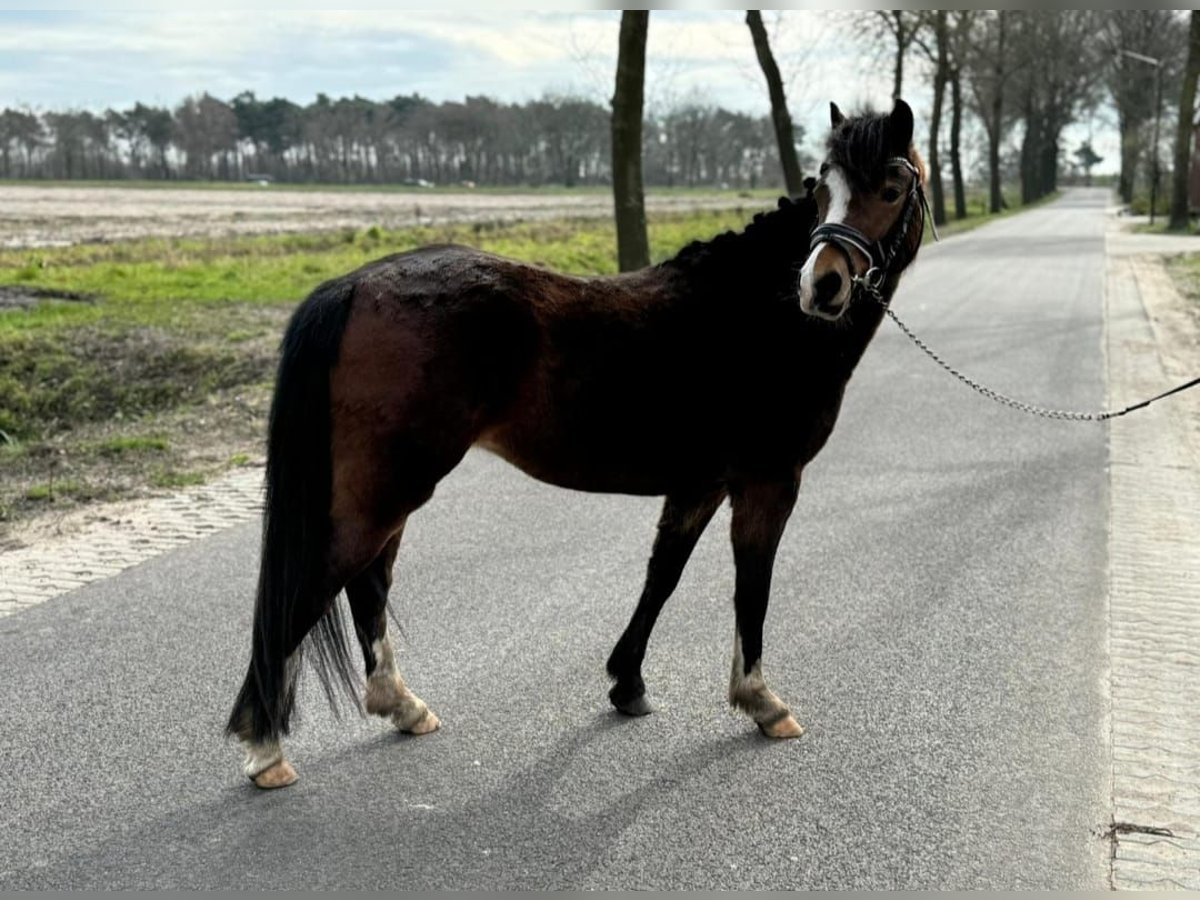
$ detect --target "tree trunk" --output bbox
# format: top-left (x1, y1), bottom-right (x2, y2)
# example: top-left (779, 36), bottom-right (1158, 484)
top-left (1117, 114), bottom-right (1140, 204)
top-left (746, 10), bottom-right (803, 195)
top-left (892, 12), bottom-right (905, 99)
top-left (950, 66), bottom-right (966, 220)
top-left (928, 11), bottom-right (948, 226)
top-left (988, 11), bottom-right (1007, 213)
top-left (1040, 132), bottom-right (1059, 197)
top-left (1020, 88), bottom-right (1040, 204)
top-left (612, 10), bottom-right (650, 272)
top-left (1170, 11), bottom-right (1200, 230)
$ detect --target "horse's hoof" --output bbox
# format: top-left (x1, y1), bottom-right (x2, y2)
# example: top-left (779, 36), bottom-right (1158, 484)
top-left (759, 713), bottom-right (804, 739)
top-left (397, 707), bottom-right (440, 735)
top-left (609, 683), bottom-right (653, 717)
top-left (252, 759), bottom-right (298, 789)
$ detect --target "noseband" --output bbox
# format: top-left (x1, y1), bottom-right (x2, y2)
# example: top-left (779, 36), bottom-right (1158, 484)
top-left (807, 156), bottom-right (936, 305)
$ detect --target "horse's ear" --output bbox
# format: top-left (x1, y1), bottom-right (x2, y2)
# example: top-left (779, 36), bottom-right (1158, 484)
top-left (830, 102), bottom-right (845, 129)
top-left (889, 98), bottom-right (914, 152)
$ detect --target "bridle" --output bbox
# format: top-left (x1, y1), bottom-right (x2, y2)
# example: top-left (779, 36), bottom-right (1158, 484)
top-left (807, 155), bottom-right (937, 307)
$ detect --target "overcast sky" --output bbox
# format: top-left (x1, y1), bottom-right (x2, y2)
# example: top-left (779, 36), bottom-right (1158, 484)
top-left (0, 9), bottom-right (1119, 174)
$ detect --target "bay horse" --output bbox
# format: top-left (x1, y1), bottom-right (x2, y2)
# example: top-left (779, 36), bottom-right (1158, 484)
top-left (227, 99), bottom-right (930, 788)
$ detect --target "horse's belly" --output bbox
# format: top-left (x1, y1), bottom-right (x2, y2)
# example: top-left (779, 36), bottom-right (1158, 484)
top-left (475, 419), bottom-right (716, 496)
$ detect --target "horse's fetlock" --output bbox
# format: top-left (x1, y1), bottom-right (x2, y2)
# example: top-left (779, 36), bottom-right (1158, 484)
top-left (365, 673), bottom-right (411, 717)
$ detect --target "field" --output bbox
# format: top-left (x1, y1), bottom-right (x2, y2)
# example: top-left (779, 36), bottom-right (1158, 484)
top-left (0, 181), bottom-right (1040, 545)
top-left (0, 182), bottom-right (770, 248)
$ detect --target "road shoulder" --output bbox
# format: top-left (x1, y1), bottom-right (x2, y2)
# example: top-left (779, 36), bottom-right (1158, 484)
top-left (1105, 228), bottom-right (1200, 889)
top-left (0, 465), bottom-right (263, 616)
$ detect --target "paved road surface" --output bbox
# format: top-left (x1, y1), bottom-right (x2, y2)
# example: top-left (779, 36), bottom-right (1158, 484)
top-left (0, 190), bottom-right (1112, 889)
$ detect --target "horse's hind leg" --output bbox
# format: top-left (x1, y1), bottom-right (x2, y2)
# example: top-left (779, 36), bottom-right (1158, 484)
top-left (346, 525), bottom-right (440, 735)
top-left (607, 486), bottom-right (726, 716)
top-left (727, 479), bottom-right (803, 739)
top-left (231, 554), bottom-right (367, 792)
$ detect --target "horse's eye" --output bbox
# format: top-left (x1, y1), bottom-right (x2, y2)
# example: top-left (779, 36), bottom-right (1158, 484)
top-left (882, 187), bottom-right (901, 203)
top-left (819, 163), bottom-right (829, 176)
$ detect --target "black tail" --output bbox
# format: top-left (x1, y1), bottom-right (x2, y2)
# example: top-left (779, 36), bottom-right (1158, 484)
top-left (226, 276), bottom-right (360, 743)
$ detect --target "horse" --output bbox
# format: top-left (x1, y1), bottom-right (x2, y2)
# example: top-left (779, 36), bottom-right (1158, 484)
top-left (226, 99), bottom-right (931, 789)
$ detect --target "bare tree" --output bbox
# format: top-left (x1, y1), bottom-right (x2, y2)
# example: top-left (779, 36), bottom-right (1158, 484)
top-left (1170, 12), bottom-right (1200, 230)
top-left (962, 11), bottom-right (1018, 213)
top-left (174, 94), bottom-right (238, 180)
top-left (612, 10), bottom-right (650, 272)
top-left (946, 12), bottom-right (973, 220)
top-left (1101, 12), bottom-right (1188, 204)
top-left (746, 10), bottom-right (803, 195)
top-left (913, 11), bottom-right (951, 225)
top-left (1012, 12), bottom-right (1106, 204)
top-left (853, 11), bottom-right (927, 100)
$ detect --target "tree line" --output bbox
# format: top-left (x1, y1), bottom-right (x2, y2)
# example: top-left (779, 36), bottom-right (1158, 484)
top-left (0, 90), bottom-right (798, 190)
top-left (852, 9), bottom-right (1192, 222)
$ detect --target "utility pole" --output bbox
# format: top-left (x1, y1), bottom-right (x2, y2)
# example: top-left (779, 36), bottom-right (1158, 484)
top-left (1120, 48), bottom-right (1164, 225)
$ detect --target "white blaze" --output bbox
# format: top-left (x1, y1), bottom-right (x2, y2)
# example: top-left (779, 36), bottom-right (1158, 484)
top-left (799, 166), bottom-right (852, 311)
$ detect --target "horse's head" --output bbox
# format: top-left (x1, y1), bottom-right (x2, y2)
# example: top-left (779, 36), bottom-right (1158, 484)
top-left (798, 99), bottom-right (928, 321)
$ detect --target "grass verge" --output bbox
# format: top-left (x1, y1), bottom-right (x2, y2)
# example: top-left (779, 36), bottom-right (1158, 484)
top-left (1166, 253), bottom-right (1200, 307)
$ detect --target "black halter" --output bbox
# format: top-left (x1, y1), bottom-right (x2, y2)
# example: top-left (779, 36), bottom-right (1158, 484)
top-left (807, 156), bottom-right (936, 305)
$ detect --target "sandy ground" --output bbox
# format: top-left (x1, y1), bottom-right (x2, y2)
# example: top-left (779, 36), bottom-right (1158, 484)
top-left (0, 184), bottom-right (758, 248)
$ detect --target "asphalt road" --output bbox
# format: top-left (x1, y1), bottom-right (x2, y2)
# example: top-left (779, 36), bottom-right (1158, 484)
top-left (0, 189), bottom-right (1112, 889)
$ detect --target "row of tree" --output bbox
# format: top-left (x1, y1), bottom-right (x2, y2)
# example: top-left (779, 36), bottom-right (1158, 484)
top-left (0, 91), bottom-right (801, 190)
top-left (853, 9), bottom-right (1193, 222)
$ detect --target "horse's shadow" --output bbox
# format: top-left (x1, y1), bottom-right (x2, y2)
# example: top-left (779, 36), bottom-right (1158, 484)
top-left (32, 713), bottom-right (783, 889)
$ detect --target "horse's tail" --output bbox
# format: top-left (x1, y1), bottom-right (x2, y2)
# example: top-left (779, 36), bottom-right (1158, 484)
top-left (226, 276), bottom-right (358, 744)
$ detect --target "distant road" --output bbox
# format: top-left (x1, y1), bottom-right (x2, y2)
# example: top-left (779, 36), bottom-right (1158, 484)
top-left (0, 183), bottom-right (766, 248)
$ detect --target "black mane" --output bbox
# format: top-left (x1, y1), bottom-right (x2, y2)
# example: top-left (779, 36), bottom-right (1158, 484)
top-left (662, 195), bottom-right (817, 291)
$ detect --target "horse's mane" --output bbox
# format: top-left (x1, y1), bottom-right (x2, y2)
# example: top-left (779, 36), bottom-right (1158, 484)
top-left (662, 195), bottom-right (817, 276)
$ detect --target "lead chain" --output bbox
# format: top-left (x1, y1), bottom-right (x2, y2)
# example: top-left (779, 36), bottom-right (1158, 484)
top-left (882, 306), bottom-right (1108, 422)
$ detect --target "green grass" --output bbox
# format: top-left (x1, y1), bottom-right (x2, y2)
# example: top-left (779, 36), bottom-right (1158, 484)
top-left (94, 435), bottom-right (169, 455)
top-left (150, 470), bottom-right (206, 489)
top-left (0, 210), bottom-right (755, 334)
top-left (25, 479), bottom-right (82, 502)
top-left (1166, 254), bottom-right (1200, 305)
top-left (1133, 220), bottom-right (1200, 236)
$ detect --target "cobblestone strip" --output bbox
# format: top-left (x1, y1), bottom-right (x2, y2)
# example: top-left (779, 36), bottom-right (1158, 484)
top-left (0, 466), bottom-right (264, 616)
top-left (1107, 251), bottom-right (1200, 890)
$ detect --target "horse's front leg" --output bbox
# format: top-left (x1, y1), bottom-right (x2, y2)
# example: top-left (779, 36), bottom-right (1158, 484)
top-left (728, 479), bottom-right (803, 739)
top-left (607, 485), bottom-right (726, 715)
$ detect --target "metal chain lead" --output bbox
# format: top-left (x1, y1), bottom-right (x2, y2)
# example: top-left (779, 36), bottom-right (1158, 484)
top-left (822, 155), bottom-right (1200, 422)
top-left (881, 305), bottom-right (1109, 421)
